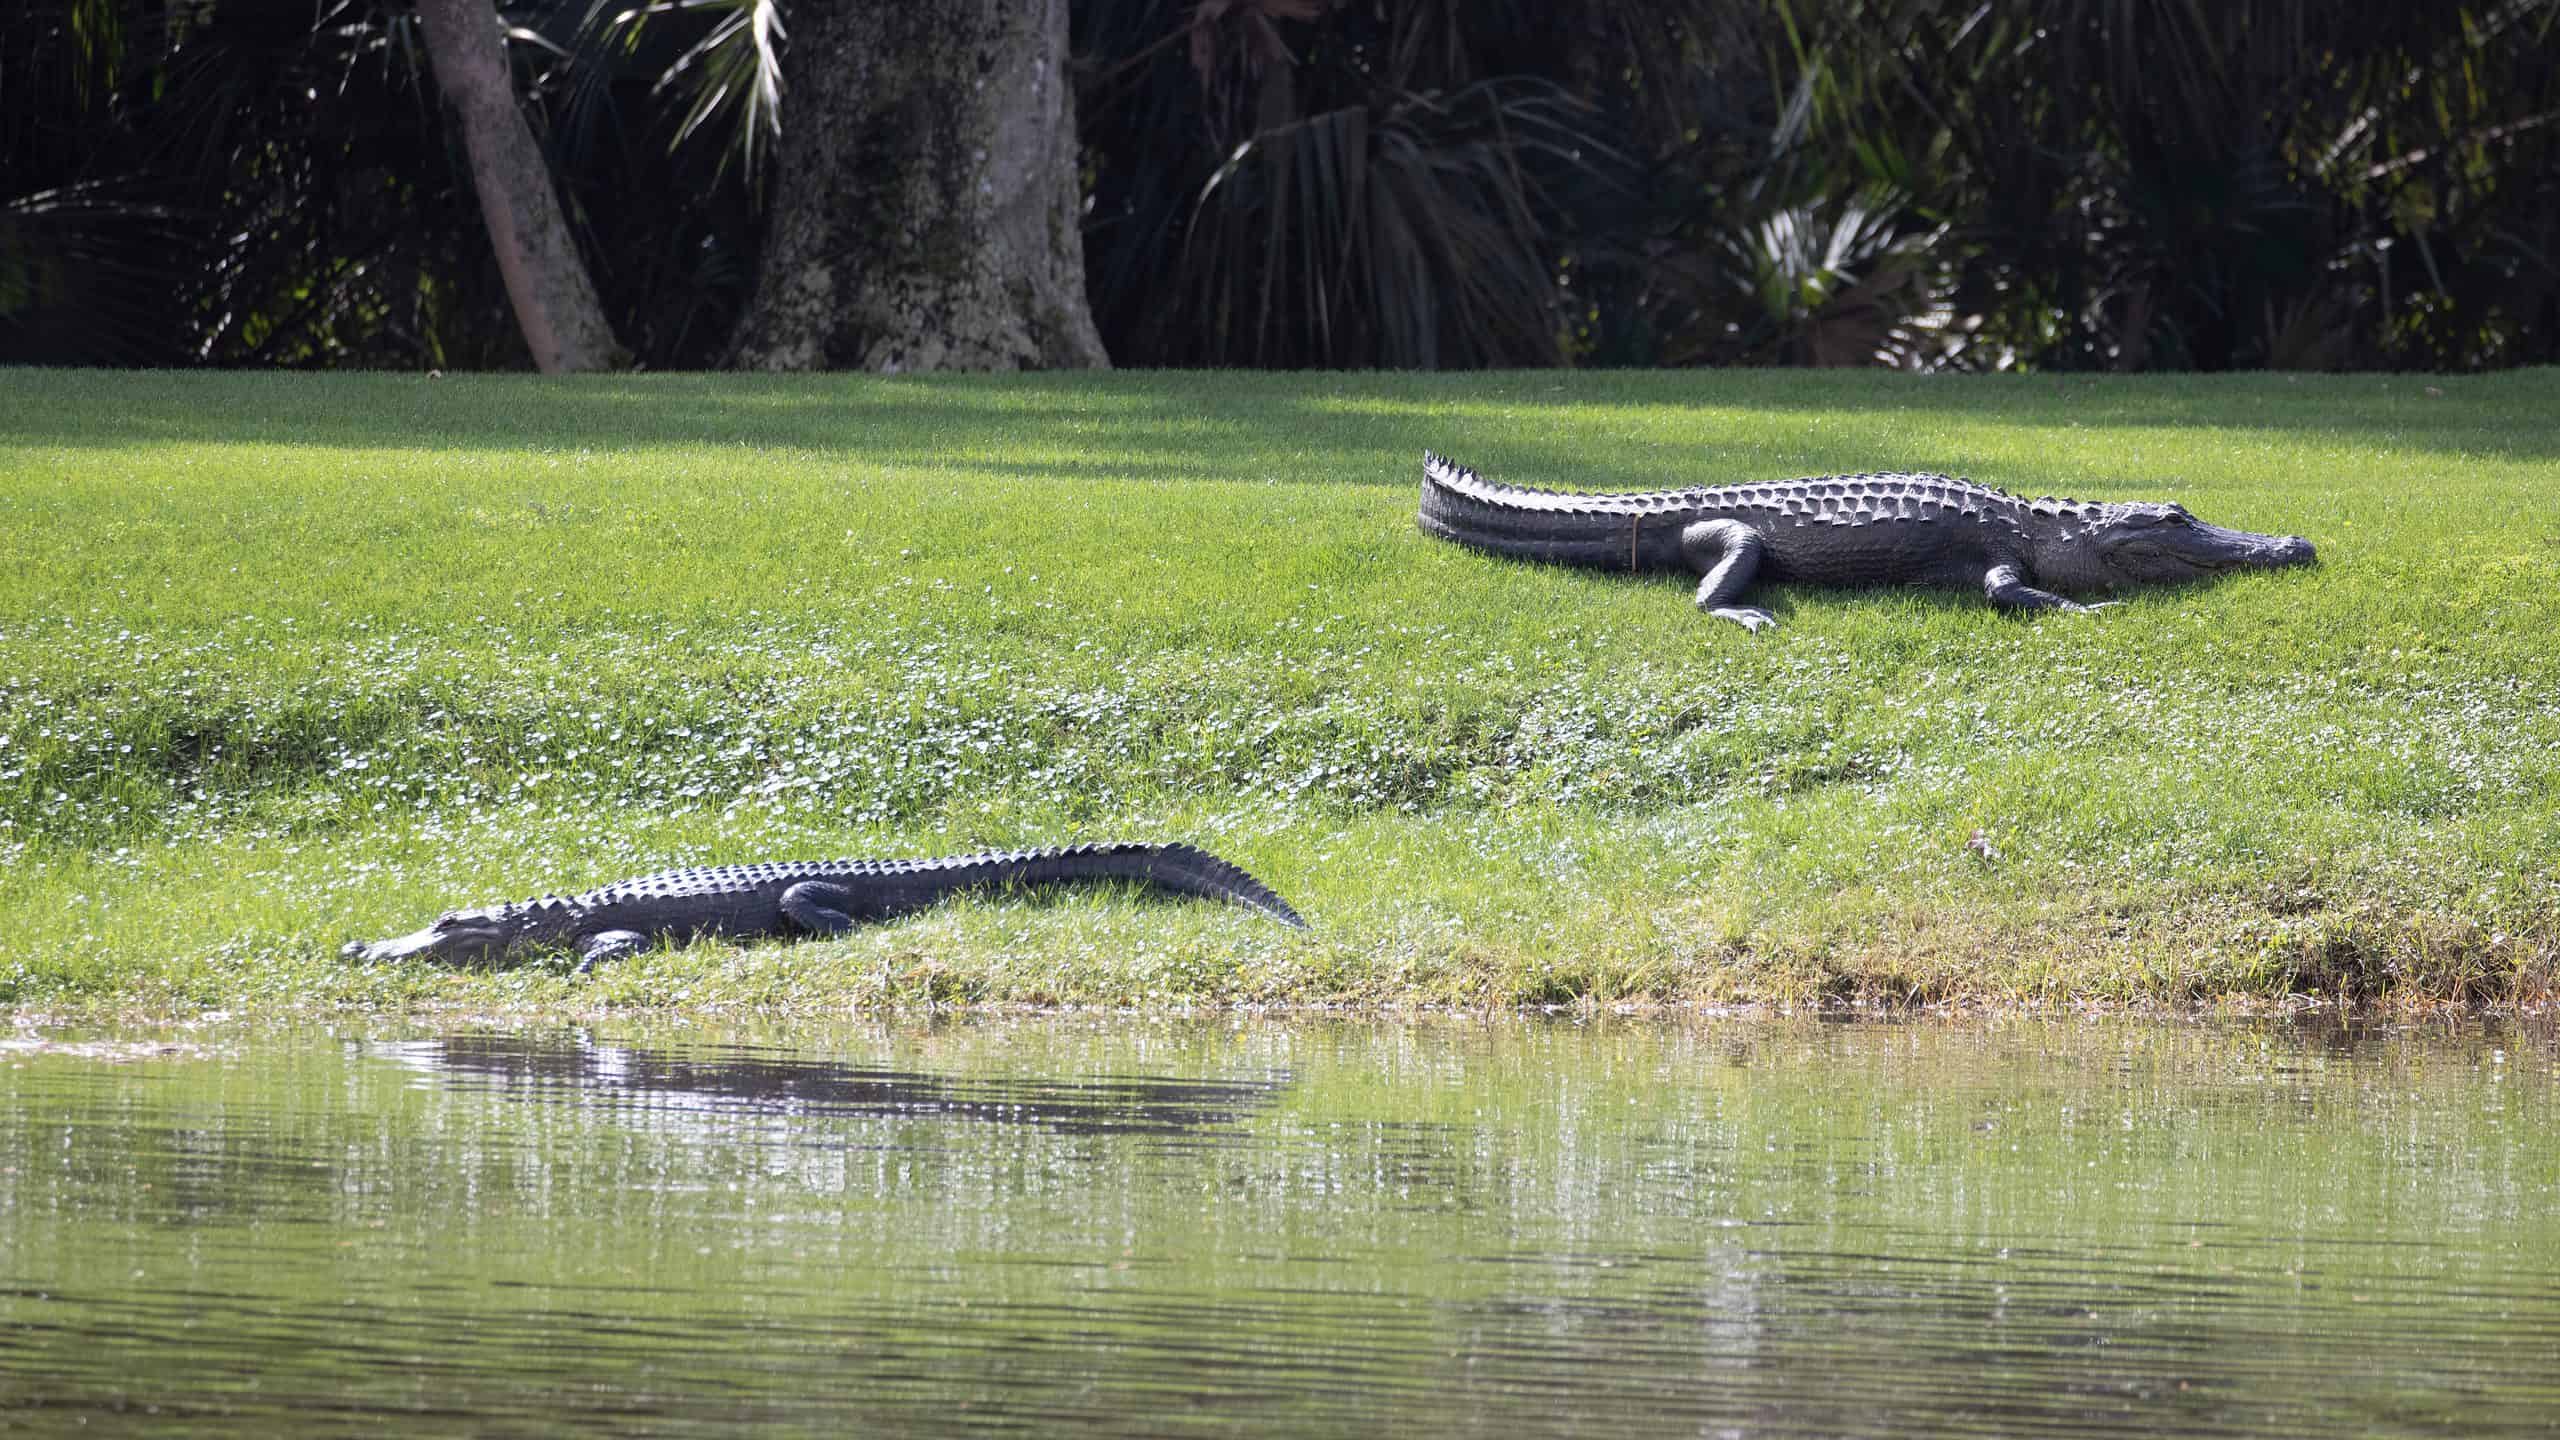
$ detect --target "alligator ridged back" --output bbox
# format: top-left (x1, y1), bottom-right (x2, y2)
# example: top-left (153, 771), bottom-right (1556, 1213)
top-left (1419, 450), bottom-right (2045, 571)
top-left (508, 843), bottom-right (1306, 929)
top-left (920, 842), bottom-right (1307, 928)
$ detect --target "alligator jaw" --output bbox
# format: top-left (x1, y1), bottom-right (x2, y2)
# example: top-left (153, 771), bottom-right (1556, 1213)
top-left (2181, 515), bottom-right (2316, 570)
top-left (342, 926), bottom-right (449, 964)
top-left (342, 916), bottom-right (513, 965)
top-left (2123, 516), bottom-right (2317, 584)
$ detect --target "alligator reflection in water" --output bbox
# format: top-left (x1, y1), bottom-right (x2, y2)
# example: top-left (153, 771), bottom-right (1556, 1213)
top-left (7, 1021), bottom-right (2558, 1437)
top-left (382, 1031), bottom-right (1288, 1137)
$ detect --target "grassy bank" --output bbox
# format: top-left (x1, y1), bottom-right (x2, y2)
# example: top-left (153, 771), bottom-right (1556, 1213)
top-left (3, 367), bottom-right (2556, 1012)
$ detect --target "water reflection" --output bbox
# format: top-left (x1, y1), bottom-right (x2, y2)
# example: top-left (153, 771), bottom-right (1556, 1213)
top-left (386, 1031), bottom-right (1287, 1136)
top-left (0, 1017), bottom-right (2552, 1437)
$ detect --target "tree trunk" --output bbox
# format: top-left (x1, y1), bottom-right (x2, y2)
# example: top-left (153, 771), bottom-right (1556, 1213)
top-left (732, 0), bottom-right (1108, 372)
top-left (414, 0), bottom-right (625, 373)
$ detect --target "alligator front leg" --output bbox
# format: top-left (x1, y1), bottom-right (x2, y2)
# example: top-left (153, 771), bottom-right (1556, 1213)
top-left (1680, 520), bottom-right (1775, 631)
top-left (779, 881), bottom-right (860, 936)
top-left (1983, 563), bottom-right (2113, 615)
top-left (571, 929), bottom-right (650, 976)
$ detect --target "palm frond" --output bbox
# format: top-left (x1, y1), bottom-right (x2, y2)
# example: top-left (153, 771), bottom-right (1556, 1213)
top-left (654, 0), bottom-right (784, 188)
top-left (1171, 78), bottom-right (1608, 368)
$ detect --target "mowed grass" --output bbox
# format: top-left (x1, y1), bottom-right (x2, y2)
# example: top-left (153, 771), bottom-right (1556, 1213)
top-left (2, 367), bottom-right (2555, 1013)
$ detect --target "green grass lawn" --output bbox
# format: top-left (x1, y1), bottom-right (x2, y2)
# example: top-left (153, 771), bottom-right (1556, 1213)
top-left (3, 367), bottom-right (2555, 1013)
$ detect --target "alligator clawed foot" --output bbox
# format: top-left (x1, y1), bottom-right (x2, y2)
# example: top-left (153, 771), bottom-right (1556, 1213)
top-left (1708, 606), bottom-right (1778, 633)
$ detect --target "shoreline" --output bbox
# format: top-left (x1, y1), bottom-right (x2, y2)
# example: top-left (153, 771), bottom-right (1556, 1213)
top-left (5, 367), bottom-right (2555, 1016)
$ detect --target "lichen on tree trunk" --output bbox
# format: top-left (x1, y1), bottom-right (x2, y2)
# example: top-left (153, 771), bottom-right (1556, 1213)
top-left (731, 0), bottom-right (1109, 372)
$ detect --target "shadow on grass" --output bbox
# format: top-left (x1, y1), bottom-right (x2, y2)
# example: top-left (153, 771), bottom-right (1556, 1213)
top-left (3, 368), bottom-right (2554, 476)
top-left (1444, 550), bottom-right (2296, 629)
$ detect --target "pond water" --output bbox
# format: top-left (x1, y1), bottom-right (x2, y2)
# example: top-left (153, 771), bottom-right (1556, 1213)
top-left (1, 1016), bottom-right (2555, 1435)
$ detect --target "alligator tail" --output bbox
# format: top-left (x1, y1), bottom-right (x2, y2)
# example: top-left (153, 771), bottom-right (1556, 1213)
top-left (965, 843), bottom-right (1308, 929)
top-left (1420, 450), bottom-right (1672, 571)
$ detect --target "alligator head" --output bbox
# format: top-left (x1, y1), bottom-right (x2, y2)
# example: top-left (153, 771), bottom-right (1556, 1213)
top-left (342, 906), bottom-right (519, 965)
top-left (2036, 500), bottom-right (2315, 592)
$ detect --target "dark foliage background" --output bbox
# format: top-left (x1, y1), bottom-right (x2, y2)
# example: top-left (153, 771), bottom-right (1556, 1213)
top-left (5, 0), bottom-right (2554, 370)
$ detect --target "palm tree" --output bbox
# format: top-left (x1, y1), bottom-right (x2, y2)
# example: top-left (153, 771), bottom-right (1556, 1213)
top-left (416, 0), bottom-right (624, 371)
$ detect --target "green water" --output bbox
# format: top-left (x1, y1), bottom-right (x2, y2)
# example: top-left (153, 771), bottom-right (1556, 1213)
top-left (1, 1018), bottom-right (2554, 1435)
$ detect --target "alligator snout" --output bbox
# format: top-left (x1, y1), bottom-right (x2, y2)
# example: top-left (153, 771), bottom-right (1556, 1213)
top-left (343, 923), bottom-right (487, 964)
top-left (343, 929), bottom-right (433, 964)
top-left (2188, 519), bottom-right (2317, 572)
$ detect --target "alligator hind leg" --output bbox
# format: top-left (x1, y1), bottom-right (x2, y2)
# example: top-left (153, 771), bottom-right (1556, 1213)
top-left (1680, 520), bottom-right (1774, 631)
top-left (779, 881), bottom-right (860, 936)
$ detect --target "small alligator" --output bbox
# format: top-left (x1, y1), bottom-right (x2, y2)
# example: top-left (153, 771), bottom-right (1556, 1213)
top-left (1420, 451), bottom-right (2314, 630)
top-left (344, 843), bottom-right (1305, 972)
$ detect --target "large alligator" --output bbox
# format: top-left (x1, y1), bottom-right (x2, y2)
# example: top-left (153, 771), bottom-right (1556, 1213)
top-left (1420, 451), bottom-right (2314, 630)
top-left (344, 843), bottom-right (1305, 972)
